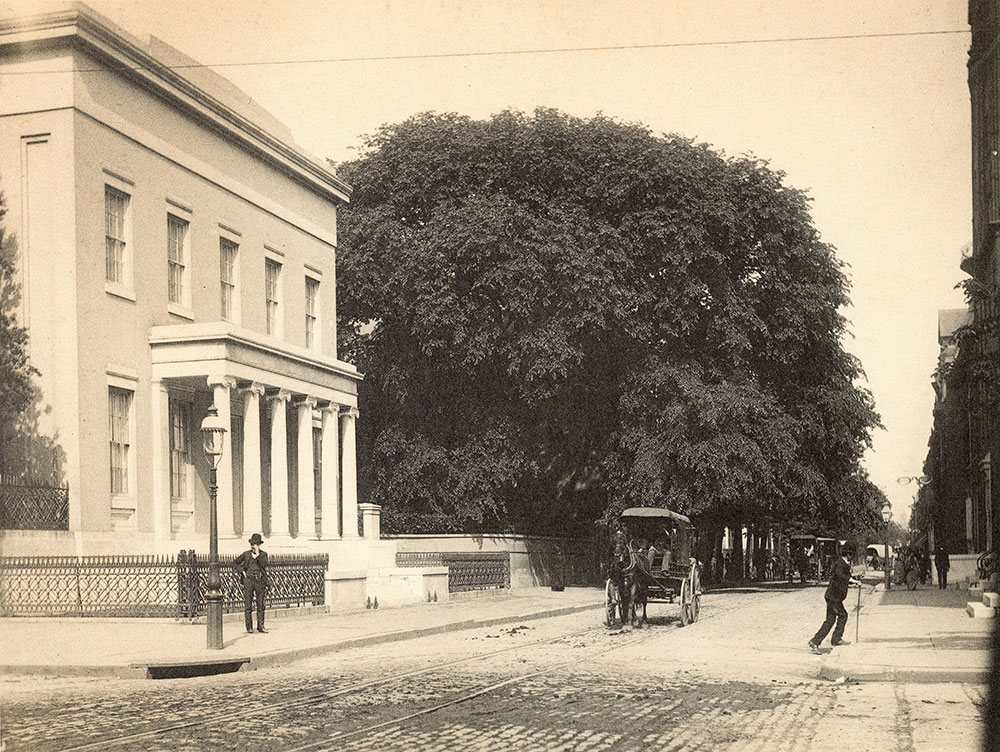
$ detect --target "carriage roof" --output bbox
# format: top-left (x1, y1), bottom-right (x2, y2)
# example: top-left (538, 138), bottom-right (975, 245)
top-left (620, 507), bottom-right (693, 526)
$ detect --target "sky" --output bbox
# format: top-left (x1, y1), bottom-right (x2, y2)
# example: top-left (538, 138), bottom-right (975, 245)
top-left (5, 0), bottom-right (973, 525)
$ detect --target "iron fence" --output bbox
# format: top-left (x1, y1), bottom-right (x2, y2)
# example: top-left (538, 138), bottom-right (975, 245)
top-left (396, 551), bottom-right (510, 592)
top-left (178, 550), bottom-right (328, 617)
top-left (0, 555), bottom-right (180, 617)
top-left (0, 481), bottom-right (69, 530)
top-left (0, 552), bottom-right (328, 618)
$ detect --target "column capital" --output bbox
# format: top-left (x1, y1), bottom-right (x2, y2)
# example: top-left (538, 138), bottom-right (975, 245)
top-left (239, 381), bottom-right (266, 397)
top-left (296, 395), bottom-right (319, 410)
top-left (266, 388), bottom-right (292, 403)
top-left (318, 401), bottom-right (338, 415)
top-left (339, 406), bottom-right (360, 420)
top-left (207, 375), bottom-right (238, 390)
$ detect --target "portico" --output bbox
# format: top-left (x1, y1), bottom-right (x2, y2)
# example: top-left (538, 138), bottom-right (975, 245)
top-left (149, 321), bottom-right (362, 553)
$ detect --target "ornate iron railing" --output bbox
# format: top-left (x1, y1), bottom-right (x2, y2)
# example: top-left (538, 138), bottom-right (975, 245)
top-left (0, 481), bottom-right (69, 530)
top-left (0, 552), bottom-right (328, 618)
top-left (0, 555), bottom-right (180, 617)
top-left (178, 551), bottom-right (328, 617)
top-left (396, 551), bottom-right (510, 592)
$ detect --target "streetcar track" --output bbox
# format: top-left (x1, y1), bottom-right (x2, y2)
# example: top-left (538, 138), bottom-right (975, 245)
top-left (55, 623), bottom-right (601, 752)
top-left (285, 590), bottom-right (777, 751)
top-left (51, 590), bottom-right (760, 752)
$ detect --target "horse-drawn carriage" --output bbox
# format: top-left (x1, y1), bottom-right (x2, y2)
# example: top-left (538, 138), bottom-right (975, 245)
top-left (787, 534), bottom-right (817, 583)
top-left (604, 507), bottom-right (701, 628)
top-left (815, 537), bottom-right (838, 582)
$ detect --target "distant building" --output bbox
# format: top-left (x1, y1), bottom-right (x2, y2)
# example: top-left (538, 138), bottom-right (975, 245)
top-left (925, 309), bottom-right (972, 553)
top-left (0, 5), bottom-right (366, 563)
top-left (960, 0), bottom-right (1000, 560)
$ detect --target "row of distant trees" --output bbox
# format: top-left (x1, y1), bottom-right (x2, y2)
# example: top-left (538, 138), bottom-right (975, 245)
top-left (334, 108), bottom-right (887, 564)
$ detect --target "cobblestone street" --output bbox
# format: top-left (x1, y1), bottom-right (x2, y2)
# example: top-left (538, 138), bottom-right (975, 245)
top-left (0, 587), bottom-right (987, 751)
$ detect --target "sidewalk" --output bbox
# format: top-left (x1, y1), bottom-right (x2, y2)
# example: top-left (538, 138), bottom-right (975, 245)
top-left (820, 580), bottom-right (995, 683)
top-left (0, 587), bottom-right (605, 679)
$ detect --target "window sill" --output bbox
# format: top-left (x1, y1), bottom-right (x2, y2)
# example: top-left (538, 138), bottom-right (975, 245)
top-left (105, 282), bottom-right (136, 302)
top-left (110, 495), bottom-right (136, 511)
top-left (171, 498), bottom-right (194, 512)
top-left (167, 302), bottom-right (194, 321)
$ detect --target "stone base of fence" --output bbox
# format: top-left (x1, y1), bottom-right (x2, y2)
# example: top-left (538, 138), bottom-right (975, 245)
top-left (324, 566), bottom-right (450, 611)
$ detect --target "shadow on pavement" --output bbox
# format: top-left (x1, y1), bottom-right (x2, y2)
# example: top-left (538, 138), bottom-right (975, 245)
top-left (878, 589), bottom-right (971, 608)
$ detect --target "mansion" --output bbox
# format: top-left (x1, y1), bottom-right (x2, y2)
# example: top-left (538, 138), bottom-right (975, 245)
top-left (0, 5), bottom-right (395, 593)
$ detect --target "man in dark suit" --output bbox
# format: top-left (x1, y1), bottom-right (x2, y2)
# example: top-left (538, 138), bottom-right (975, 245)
top-left (808, 544), bottom-right (861, 653)
top-left (935, 545), bottom-right (950, 589)
top-left (233, 533), bottom-right (269, 633)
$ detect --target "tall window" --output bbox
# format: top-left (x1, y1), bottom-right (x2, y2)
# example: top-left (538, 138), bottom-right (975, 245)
top-left (220, 237), bottom-right (238, 321)
top-left (305, 277), bottom-right (319, 349)
top-left (167, 215), bottom-right (188, 305)
top-left (105, 186), bottom-right (129, 284)
top-left (109, 387), bottom-right (132, 495)
top-left (265, 258), bottom-right (281, 335)
top-left (169, 400), bottom-right (191, 500)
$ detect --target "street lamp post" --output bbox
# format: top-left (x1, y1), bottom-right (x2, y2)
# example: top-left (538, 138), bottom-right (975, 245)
top-left (881, 500), bottom-right (892, 591)
top-left (200, 404), bottom-right (227, 650)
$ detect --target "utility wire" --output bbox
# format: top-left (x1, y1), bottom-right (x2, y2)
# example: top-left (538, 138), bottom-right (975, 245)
top-left (0, 27), bottom-right (970, 76)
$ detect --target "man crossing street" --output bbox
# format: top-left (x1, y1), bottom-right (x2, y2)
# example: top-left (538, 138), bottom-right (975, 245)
top-left (808, 543), bottom-right (862, 653)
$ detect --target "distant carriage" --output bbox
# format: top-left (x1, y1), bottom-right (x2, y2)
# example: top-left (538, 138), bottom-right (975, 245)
top-left (604, 507), bottom-right (702, 628)
top-left (815, 537), bottom-right (838, 582)
top-left (787, 534), bottom-right (817, 583)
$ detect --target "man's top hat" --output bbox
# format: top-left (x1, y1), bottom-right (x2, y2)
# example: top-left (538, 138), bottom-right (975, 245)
top-left (249, 533), bottom-right (263, 545)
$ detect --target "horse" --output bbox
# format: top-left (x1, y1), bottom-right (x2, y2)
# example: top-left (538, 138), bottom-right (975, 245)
top-left (606, 529), bottom-right (631, 627)
top-left (626, 543), bottom-right (650, 628)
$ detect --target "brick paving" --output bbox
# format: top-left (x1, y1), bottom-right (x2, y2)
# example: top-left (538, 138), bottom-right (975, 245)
top-left (0, 589), bottom-right (987, 751)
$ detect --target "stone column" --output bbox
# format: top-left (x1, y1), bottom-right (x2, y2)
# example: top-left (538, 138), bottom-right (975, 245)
top-left (151, 378), bottom-right (171, 547)
top-left (269, 389), bottom-right (292, 538)
top-left (319, 404), bottom-right (340, 539)
top-left (296, 396), bottom-right (318, 540)
top-left (340, 406), bottom-right (360, 539)
top-left (240, 382), bottom-right (265, 536)
top-left (208, 376), bottom-right (237, 540)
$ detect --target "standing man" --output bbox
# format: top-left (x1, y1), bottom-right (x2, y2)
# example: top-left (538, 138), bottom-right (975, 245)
top-left (935, 545), bottom-right (950, 589)
top-left (808, 544), bottom-right (862, 653)
top-left (233, 533), bottom-right (269, 634)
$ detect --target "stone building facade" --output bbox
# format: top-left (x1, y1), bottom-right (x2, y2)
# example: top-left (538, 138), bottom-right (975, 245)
top-left (0, 6), bottom-right (443, 604)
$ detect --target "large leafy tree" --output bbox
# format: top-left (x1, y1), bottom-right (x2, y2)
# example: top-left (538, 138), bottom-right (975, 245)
top-left (0, 192), bottom-right (35, 425)
top-left (336, 109), bottom-right (880, 536)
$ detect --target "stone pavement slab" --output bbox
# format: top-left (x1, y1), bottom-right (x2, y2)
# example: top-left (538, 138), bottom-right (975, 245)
top-left (0, 587), bottom-right (605, 679)
top-left (820, 582), bottom-right (994, 683)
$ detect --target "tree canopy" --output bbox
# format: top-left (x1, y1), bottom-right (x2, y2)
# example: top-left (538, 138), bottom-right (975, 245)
top-left (335, 109), bottom-right (881, 536)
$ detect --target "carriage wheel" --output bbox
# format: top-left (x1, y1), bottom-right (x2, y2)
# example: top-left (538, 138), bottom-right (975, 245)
top-left (679, 578), bottom-right (692, 626)
top-left (605, 579), bottom-right (621, 627)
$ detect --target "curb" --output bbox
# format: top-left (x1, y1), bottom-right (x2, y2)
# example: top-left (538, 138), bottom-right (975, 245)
top-left (819, 662), bottom-right (989, 684)
top-left (0, 601), bottom-right (604, 680)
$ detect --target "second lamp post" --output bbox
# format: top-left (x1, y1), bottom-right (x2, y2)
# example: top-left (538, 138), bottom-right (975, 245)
top-left (200, 404), bottom-right (227, 650)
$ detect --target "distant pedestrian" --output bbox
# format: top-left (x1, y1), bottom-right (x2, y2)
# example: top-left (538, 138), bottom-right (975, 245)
top-left (808, 544), bottom-right (861, 653)
top-left (935, 545), bottom-right (950, 589)
top-left (233, 533), bottom-right (269, 633)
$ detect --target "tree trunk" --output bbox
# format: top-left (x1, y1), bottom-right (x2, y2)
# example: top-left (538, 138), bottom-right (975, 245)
top-left (732, 522), bottom-right (744, 582)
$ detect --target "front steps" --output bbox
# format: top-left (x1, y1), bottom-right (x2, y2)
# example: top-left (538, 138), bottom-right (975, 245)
top-left (967, 589), bottom-right (999, 618)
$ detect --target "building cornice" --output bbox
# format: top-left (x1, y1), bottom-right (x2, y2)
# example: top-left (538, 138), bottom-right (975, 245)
top-left (149, 321), bottom-right (363, 384)
top-left (0, 4), bottom-right (352, 204)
